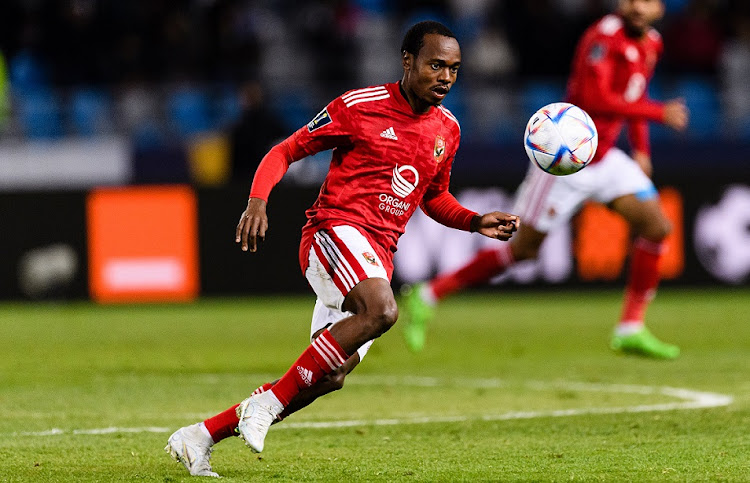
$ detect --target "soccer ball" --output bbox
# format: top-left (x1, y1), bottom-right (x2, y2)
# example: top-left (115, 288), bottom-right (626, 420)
top-left (523, 102), bottom-right (598, 176)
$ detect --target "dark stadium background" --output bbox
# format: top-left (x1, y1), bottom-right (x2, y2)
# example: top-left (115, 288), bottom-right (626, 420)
top-left (0, 0), bottom-right (748, 301)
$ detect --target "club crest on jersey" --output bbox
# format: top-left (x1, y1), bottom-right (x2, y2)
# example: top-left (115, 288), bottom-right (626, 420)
top-left (307, 108), bottom-right (332, 132)
top-left (434, 135), bottom-right (446, 163)
top-left (362, 252), bottom-right (379, 266)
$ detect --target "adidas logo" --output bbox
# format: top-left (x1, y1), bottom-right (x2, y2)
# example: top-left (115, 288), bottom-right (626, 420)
top-left (380, 127), bottom-right (398, 140)
top-left (297, 366), bottom-right (314, 386)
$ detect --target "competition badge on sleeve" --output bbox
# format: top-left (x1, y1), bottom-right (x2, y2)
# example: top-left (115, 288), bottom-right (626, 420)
top-left (307, 108), bottom-right (332, 132)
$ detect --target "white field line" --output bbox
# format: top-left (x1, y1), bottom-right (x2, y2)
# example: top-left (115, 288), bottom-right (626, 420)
top-left (14, 377), bottom-right (733, 437)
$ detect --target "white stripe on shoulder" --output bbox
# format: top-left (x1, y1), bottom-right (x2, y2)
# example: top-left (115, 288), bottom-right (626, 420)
top-left (343, 90), bottom-right (389, 105)
top-left (597, 15), bottom-right (622, 36)
top-left (438, 105), bottom-right (460, 131)
top-left (342, 86), bottom-right (388, 101)
top-left (344, 93), bottom-right (390, 107)
top-left (647, 28), bottom-right (661, 42)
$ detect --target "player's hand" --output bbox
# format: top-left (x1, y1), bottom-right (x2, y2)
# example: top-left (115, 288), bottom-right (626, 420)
top-left (632, 150), bottom-right (653, 178)
top-left (472, 212), bottom-right (520, 241)
top-left (236, 197), bottom-right (268, 252)
top-left (663, 98), bottom-right (689, 131)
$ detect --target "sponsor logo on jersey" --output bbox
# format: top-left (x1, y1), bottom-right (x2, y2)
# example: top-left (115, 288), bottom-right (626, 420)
top-left (378, 164), bottom-right (418, 217)
top-left (380, 126), bottom-right (398, 140)
top-left (307, 108), bottom-right (332, 132)
top-left (391, 164), bottom-right (419, 198)
top-left (362, 252), bottom-right (379, 266)
top-left (378, 193), bottom-right (411, 216)
top-left (434, 135), bottom-right (446, 163)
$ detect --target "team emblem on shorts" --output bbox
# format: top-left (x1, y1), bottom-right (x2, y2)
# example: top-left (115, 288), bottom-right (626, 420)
top-left (434, 135), bottom-right (446, 163)
top-left (362, 252), bottom-right (379, 266)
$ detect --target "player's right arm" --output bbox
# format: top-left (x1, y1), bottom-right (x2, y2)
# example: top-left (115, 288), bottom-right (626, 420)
top-left (420, 148), bottom-right (519, 241)
top-left (236, 99), bottom-right (354, 252)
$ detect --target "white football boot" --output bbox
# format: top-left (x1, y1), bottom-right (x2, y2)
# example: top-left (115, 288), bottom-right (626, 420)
top-left (164, 423), bottom-right (220, 477)
top-left (236, 390), bottom-right (284, 453)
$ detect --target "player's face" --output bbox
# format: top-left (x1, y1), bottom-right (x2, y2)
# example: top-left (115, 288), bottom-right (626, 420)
top-left (618, 0), bottom-right (664, 35)
top-left (402, 34), bottom-right (461, 113)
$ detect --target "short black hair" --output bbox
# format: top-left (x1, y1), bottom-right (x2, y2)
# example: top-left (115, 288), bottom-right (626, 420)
top-left (400, 21), bottom-right (456, 57)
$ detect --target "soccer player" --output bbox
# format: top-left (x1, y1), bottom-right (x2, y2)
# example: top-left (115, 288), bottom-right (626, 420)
top-left (165, 21), bottom-right (519, 477)
top-left (403, 0), bottom-right (689, 357)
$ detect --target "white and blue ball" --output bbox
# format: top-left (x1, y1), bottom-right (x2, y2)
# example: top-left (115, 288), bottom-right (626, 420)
top-left (523, 102), bottom-right (598, 176)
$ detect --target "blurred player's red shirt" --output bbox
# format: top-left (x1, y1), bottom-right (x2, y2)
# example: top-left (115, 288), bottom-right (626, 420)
top-left (566, 14), bottom-right (666, 164)
top-left (250, 81), bottom-right (470, 276)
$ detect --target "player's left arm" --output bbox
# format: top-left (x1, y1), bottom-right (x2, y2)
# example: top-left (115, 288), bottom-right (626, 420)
top-left (420, 152), bottom-right (519, 240)
top-left (628, 119), bottom-right (653, 177)
top-left (236, 135), bottom-right (303, 252)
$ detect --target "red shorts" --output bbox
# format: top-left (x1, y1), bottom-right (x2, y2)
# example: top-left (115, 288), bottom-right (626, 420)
top-left (300, 222), bottom-right (392, 309)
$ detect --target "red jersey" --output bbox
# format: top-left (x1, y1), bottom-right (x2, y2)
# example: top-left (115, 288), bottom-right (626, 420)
top-left (566, 14), bottom-right (666, 164)
top-left (249, 81), bottom-right (475, 276)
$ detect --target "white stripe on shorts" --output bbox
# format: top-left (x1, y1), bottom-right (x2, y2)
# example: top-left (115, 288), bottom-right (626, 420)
top-left (315, 231), bottom-right (361, 290)
top-left (314, 232), bottom-right (359, 291)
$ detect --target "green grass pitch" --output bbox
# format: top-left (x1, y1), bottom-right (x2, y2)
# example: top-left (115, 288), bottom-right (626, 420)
top-left (1, 288), bottom-right (748, 481)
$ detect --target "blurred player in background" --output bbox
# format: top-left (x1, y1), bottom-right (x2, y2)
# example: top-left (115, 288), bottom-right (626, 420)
top-left (165, 21), bottom-right (519, 477)
top-left (403, 0), bottom-right (689, 357)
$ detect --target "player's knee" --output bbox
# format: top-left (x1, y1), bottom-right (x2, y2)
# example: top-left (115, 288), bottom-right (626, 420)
top-left (372, 299), bottom-right (399, 334)
top-left (655, 217), bottom-right (672, 240)
top-left (364, 297), bottom-right (399, 337)
top-left (639, 216), bottom-right (671, 241)
top-left (346, 279), bottom-right (398, 338)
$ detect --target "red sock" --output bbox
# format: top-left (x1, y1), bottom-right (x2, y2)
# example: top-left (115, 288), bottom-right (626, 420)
top-left (430, 244), bottom-right (514, 300)
top-left (270, 329), bottom-right (349, 407)
top-left (620, 237), bottom-right (664, 324)
top-left (251, 382), bottom-right (275, 397)
top-left (202, 382), bottom-right (273, 442)
top-left (202, 404), bottom-right (240, 443)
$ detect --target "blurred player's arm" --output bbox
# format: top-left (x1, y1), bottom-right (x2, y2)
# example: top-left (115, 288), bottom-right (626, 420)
top-left (628, 119), bottom-right (653, 177)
